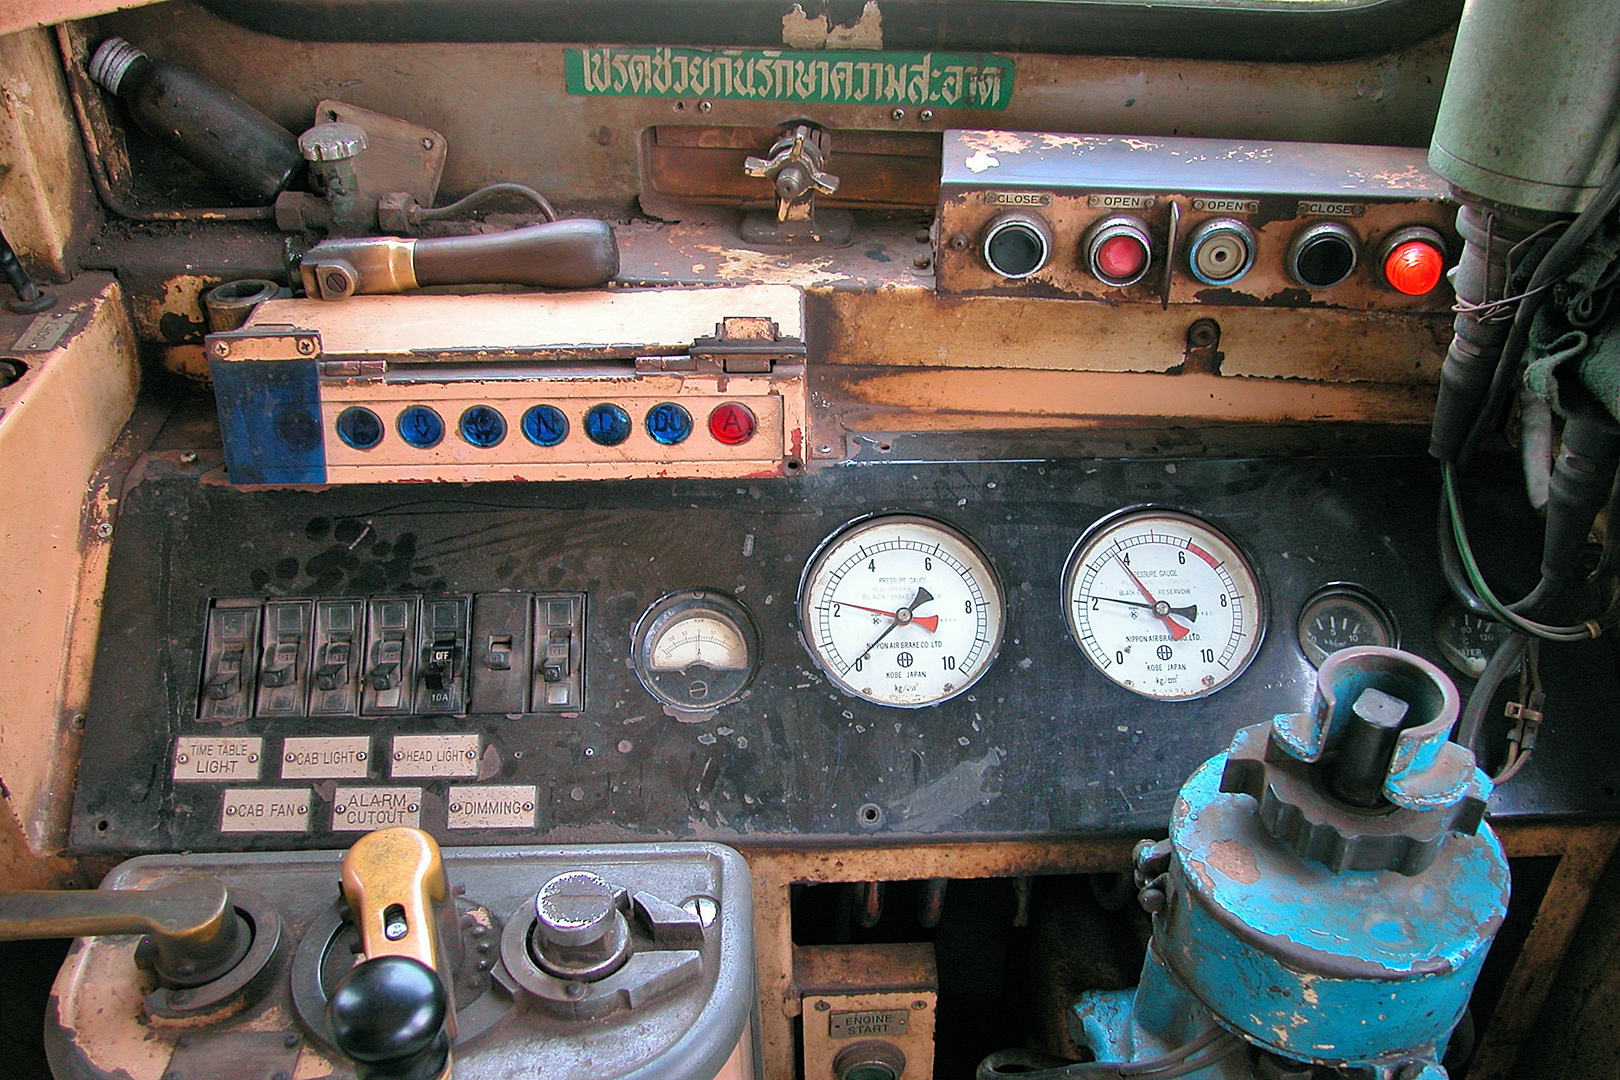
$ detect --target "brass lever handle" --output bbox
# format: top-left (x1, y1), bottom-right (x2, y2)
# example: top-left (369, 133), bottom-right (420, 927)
top-left (0, 877), bottom-right (249, 988)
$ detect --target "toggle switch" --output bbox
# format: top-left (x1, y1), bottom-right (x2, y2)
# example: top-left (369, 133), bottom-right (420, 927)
top-left (469, 593), bottom-right (531, 714)
top-left (531, 593), bottom-right (586, 712)
top-left (363, 598), bottom-right (418, 714)
top-left (311, 599), bottom-right (365, 715)
top-left (198, 600), bottom-right (262, 720)
top-left (257, 600), bottom-right (313, 715)
top-left (415, 597), bottom-right (470, 714)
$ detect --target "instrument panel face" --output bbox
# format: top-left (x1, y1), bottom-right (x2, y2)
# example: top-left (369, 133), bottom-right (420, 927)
top-left (71, 455), bottom-right (1620, 854)
top-left (1062, 510), bottom-right (1265, 700)
top-left (798, 515), bottom-right (1005, 708)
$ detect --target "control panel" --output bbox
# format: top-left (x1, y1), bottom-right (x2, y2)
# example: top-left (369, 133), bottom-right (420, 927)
top-left (935, 131), bottom-right (1455, 310)
top-left (208, 285), bottom-right (807, 486)
top-left (45, 838), bottom-right (755, 1080)
top-left (70, 456), bottom-right (1620, 856)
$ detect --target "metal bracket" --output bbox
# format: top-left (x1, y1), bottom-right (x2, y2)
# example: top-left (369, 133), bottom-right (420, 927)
top-left (206, 324), bottom-right (322, 363)
top-left (688, 316), bottom-right (808, 373)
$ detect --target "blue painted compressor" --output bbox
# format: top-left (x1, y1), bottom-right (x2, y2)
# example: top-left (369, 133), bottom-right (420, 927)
top-left (1073, 647), bottom-right (1510, 1080)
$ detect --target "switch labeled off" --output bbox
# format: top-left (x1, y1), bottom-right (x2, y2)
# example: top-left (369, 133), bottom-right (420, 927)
top-left (415, 596), bottom-right (471, 714)
top-left (199, 600), bottom-right (261, 721)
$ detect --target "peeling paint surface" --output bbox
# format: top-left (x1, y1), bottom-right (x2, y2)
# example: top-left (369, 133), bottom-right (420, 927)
top-left (782, 0), bottom-right (884, 50)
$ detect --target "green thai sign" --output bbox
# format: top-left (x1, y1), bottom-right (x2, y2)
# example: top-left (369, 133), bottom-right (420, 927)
top-left (565, 47), bottom-right (1014, 110)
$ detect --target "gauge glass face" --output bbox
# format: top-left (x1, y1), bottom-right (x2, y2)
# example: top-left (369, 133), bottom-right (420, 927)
top-left (1297, 585), bottom-right (1397, 667)
top-left (633, 590), bottom-right (759, 711)
top-left (1434, 601), bottom-right (1513, 679)
top-left (1063, 510), bottom-right (1265, 700)
top-left (799, 515), bottom-right (1005, 708)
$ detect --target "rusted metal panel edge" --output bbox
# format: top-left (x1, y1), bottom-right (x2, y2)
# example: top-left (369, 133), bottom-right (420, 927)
top-left (811, 288), bottom-right (1450, 386)
top-left (821, 366), bottom-right (1436, 427)
top-left (1469, 822), bottom-right (1620, 1080)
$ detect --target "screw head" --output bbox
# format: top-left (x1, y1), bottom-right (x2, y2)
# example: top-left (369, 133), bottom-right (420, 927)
top-left (421, 137), bottom-right (434, 150)
top-left (912, 999), bottom-right (927, 1010)
top-left (919, 109), bottom-right (934, 122)
top-left (815, 1000), bottom-right (830, 1011)
top-left (296, 338), bottom-right (316, 355)
top-left (96, 522), bottom-right (114, 538)
top-left (891, 108), bottom-right (906, 121)
top-left (211, 340), bottom-right (229, 357)
top-left (698, 100), bottom-right (713, 113)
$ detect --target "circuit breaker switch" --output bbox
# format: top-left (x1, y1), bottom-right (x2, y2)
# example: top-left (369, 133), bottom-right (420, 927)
top-left (530, 593), bottom-right (586, 712)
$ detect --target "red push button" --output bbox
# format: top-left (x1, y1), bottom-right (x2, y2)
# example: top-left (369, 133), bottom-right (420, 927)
top-left (1384, 239), bottom-right (1445, 295)
top-left (708, 402), bottom-right (756, 445)
top-left (1097, 234), bottom-right (1147, 282)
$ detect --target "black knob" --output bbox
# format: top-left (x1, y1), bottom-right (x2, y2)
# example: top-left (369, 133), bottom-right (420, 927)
top-left (327, 955), bottom-right (449, 1080)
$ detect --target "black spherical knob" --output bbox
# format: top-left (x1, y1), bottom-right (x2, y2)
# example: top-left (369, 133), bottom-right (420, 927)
top-left (327, 955), bottom-right (448, 1071)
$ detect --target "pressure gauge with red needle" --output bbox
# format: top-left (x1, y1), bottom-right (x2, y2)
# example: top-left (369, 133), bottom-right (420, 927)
top-left (1062, 509), bottom-right (1266, 700)
top-left (799, 515), bottom-right (1005, 707)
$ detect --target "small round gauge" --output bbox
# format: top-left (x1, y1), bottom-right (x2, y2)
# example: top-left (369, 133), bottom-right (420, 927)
top-left (633, 590), bottom-right (760, 711)
top-left (1434, 600), bottom-right (1514, 679)
top-left (1297, 584), bottom-right (1398, 667)
top-left (1063, 509), bottom-right (1265, 700)
top-left (799, 515), bottom-right (1005, 708)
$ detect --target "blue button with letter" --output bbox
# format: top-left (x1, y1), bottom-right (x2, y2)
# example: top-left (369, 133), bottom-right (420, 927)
top-left (645, 402), bottom-right (693, 445)
top-left (522, 404), bottom-right (569, 447)
top-left (459, 405), bottom-right (507, 448)
top-left (335, 406), bottom-right (384, 450)
top-left (584, 403), bottom-right (632, 446)
top-left (397, 405), bottom-right (444, 448)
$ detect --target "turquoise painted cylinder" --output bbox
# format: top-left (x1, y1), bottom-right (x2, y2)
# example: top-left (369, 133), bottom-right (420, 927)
top-left (1156, 754), bottom-right (1510, 1065)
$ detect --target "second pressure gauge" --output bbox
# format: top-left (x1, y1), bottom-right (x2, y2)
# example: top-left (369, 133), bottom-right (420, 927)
top-left (1063, 509), bottom-right (1265, 700)
top-left (799, 515), bottom-right (1005, 708)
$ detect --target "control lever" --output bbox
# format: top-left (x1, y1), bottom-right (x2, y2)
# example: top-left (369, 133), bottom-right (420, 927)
top-left (0, 877), bottom-right (249, 988)
top-left (329, 827), bottom-right (458, 1080)
top-left (299, 218), bottom-right (619, 300)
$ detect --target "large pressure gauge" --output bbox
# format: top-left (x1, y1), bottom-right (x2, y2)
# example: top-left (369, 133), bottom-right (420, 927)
top-left (798, 515), bottom-right (1005, 708)
top-left (1063, 509), bottom-right (1265, 700)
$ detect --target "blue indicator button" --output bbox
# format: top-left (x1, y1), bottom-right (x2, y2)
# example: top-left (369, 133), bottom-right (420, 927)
top-left (584, 403), bottom-right (632, 446)
top-left (645, 402), bottom-right (693, 445)
top-left (522, 404), bottom-right (569, 447)
top-left (396, 405), bottom-right (444, 448)
top-left (335, 406), bottom-right (384, 450)
top-left (459, 405), bottom-right (507, 448)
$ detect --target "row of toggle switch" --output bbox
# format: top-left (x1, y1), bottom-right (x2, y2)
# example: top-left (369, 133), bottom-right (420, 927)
top-left (198, 592), bottom-right (585, 720)
top-left (334, 400), bottom-right (760, 452)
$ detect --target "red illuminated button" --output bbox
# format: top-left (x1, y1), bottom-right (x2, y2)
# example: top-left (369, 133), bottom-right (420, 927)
top-left (1097, 234), bottom-right (1147, 282)
top-left (708, 402), bottom-right (756, 445)
top-left (1384, 239), bottom-right (1445, 295)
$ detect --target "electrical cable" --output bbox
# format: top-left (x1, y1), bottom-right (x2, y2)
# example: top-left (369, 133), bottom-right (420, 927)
top-left (976, 1027), bottom-right (1242, 1080)
top-left (1455, 631), bottom-right (1529, 754)
top-left (1456, 162), bottom-right (1620, 468)
top-left (1443, 463), bottom-right (1620, 640)
top-left (416, 182), bottom-right (558, 223)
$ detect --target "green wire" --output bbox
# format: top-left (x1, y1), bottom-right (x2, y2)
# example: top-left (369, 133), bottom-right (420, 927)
top-left (1442, 463), bottom-right (1615, 642)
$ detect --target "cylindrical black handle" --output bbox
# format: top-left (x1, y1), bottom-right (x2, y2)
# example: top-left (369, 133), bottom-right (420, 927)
top-left (328, 954), bottom-right (450, 1080)
top-left (1540, 412), bottom-right (1620, 586)
top-left (412, 218), bottom-right (619, 289)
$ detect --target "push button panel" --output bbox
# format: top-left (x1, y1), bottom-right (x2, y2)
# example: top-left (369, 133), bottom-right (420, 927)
top-left (195, 592), bottom-right (588, 719)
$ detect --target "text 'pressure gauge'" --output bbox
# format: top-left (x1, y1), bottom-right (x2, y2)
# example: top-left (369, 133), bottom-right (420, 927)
top-left (799, 515), bottom-right (1005, 708)
top-left (633, 590), bottom-right (760, 711)
top-left (1063, 509), bottom-right (1265, 700)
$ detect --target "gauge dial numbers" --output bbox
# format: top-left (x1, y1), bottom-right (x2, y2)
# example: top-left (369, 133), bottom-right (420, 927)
top-left (633, 590), bottom-right (760, 712)
top-left (1434, 601), bottom-right (1514, 679)
top-left (1297, 584), bottom-right (1398, 667)
top-left (1063, 510), bottom-right (1265, 701)
top-left (799, 516), bottom-right (1005, 708)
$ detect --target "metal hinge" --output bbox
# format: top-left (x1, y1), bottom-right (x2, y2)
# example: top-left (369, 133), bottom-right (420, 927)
top-left (688, 316), bottom-right (808, 373)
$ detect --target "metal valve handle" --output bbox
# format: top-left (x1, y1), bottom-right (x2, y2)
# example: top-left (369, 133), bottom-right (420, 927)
top-left (0, 876), bottom-right (249, 988)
